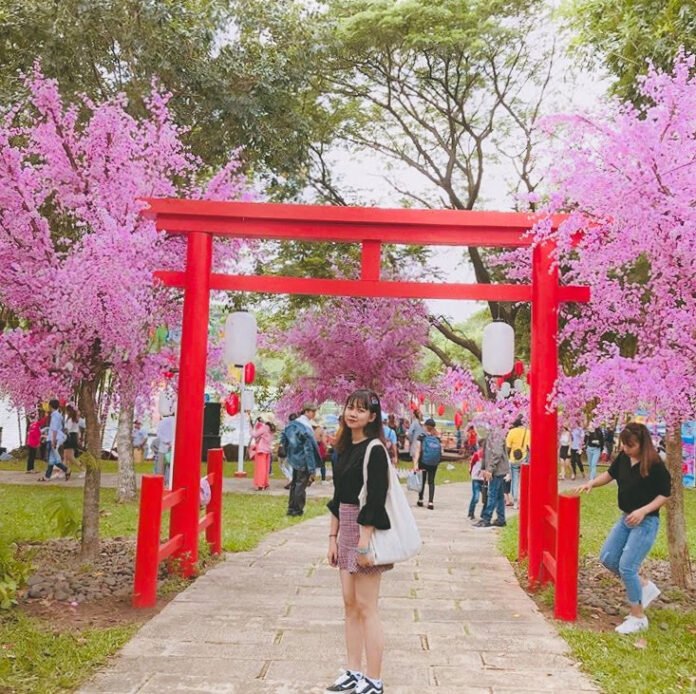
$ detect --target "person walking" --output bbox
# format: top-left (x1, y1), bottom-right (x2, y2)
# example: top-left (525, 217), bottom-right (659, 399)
top-left (570, 425), bottom-right (586, 480)
top-left (326, 389), bottom-right (391, 694)
top-left (505, 416), bottom-right (530, 508)
top-left (281, 405), bottom-right (321, 516)
top-left (406, 409), bottom-right (424, 463)
top-left (559, 425), bottom-right (572, 480)
top-left (576, 422), bottom-right (671, 634)
top-left (251, 417), bottom-right (273, 491)
top-left (473, 427), bottom-right (509, 528)
top-left (413, 418), bottom-right (442, 510)
top-left (585, 424), bottom-right (605, 480)
top-left (467, 447), bottom-right (485, 520)
top-left (132, 419), bottom-right (148, 464)
top-left (63, 405), bottom-right (82, 476)
top-left (381, 414), bottom-right (398, 466)
top-left (25, 409), bottom-right (48, 473)
top-left (39, 399), bottom-right (70, 481)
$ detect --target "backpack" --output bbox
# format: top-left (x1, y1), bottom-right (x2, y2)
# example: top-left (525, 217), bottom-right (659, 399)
top-left (421, 434), bottom-right (442, 467)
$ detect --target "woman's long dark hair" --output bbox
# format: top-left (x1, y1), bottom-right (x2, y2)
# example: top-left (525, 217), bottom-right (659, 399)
top-left (619, 422), bottom-right (660, 478)
top-left (335, 389), bottom-right (384, 454)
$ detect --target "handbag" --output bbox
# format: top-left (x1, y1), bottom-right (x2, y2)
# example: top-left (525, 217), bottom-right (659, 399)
top-left (358, 440), bottom-right (422, 565)
top-left (407, 469), bottom-right (422, 492)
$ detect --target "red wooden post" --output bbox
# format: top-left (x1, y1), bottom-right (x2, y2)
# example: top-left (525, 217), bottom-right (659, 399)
top-left (518, 463), bottom-right (530, 561)
top-left (528, 240), bottom-right (559, 587)
top-left (169, 231), bottom-right (212, 577)
top-left (132, 474), bottom-right (165, 608)
top-left (206, 448), bottom-right (223, 555)
top-left (554, 494), bottom-right (580, 621)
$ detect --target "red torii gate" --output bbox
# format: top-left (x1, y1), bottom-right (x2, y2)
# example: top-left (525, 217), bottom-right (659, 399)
top-left (136, 200), bottom-right (589, 619)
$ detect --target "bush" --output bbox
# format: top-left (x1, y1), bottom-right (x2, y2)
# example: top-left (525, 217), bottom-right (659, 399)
top-left (45, 496), bottom-right (81, 538)
top-left (0, 538), bottom-right (31, 609)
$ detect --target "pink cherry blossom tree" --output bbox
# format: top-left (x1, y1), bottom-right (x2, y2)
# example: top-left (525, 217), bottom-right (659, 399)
top-left (0, 68), bottom-right (249, 557)
top-left (534, 54), bottom-right (696, 586)
top-left (270, 296), bottom-right (433, 418)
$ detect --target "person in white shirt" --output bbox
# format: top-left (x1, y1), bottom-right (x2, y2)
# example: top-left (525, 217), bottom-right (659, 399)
top-left (132, 420), bottom-right (148, 464)
top-left (156, 415), bottom-right (175, 487)
top-left (39, 399), bottom-right (70, 482)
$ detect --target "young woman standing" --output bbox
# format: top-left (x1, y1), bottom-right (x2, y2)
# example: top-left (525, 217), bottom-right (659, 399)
top-left (327, 389), bottom-right (391, 694)
top-left (576, 422), bottom-right (671, 634)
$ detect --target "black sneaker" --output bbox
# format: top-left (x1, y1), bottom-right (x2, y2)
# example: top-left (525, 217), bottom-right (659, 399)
top-left (416, 500), bottom-right (423, 507)
top-left (327, 671), bottom-right (361, 692)
top-left (355, 677), bottom-right (383, 694)
top-left (473, 520), bottom-right (493, 528)
top-left (492, 519), bottom-right (507, 527)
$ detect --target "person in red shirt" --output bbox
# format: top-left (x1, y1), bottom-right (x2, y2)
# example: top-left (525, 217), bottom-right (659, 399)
top-left (26, 408), bottom-right (48, 473)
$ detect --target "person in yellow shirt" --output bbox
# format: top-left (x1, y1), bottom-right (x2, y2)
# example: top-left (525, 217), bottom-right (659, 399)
top-left (505, 417), bottom-right (530, 509)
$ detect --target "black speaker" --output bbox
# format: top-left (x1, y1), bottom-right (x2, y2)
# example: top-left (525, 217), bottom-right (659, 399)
top-left (203, 402), bottom-right (221, 437)
top-left (202, 434), bottom-right (222, 461)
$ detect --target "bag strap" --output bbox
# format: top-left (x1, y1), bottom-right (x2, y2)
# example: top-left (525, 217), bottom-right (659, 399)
top-left (359, 439), bottom-right (389, 508)
top-left (520, 428), bottom-right (528, 450)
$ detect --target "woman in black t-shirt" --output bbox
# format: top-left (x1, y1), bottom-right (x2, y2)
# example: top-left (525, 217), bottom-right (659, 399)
top-left (576, 422), bottom-right (671, 635)
top-left (326, 389), bottom-right (390, 694)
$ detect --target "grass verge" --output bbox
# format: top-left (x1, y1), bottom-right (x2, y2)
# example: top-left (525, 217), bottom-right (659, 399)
top-left (498, 486), bottom-right (696, 694)
top-left (0, 485), bottom-right (327, 693)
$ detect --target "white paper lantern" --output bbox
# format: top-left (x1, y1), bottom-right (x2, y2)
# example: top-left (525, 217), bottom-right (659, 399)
top-left (158, 389), bottom-right (176, 417)
top-left (224, 311), bottom-right (257, 366)
top-left (513, 378), bottom-right (524, 392)
top-left (482, 322), bottom-right (515, 376)
top-left (241, 387), bottom-right (255, 412)
top-left (500, 381), bottom-right (512, 398)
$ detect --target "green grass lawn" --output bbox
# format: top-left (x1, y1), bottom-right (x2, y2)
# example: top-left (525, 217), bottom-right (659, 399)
top-left (0, 484), bottom-right (327, 693)
top-left (499, 486), bottom-right (696, 694)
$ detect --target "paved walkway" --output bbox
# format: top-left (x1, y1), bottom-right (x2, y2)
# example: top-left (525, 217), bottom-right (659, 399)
top-left (78, 482), bottom-right (596, 694)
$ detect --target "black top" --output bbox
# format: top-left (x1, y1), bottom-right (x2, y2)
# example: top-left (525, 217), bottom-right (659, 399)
top-left (608, 452), bottom-right (671, 516)
top-left (586, 428), bottom-right (604, 449)
top-left (327, 438), bottom-right (390, 529)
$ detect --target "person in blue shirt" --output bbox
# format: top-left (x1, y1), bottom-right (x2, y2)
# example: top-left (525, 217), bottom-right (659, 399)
top-left (381, 413), bottom-right (397, 465)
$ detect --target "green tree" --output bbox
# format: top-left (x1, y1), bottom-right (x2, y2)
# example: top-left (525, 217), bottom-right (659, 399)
top-left (563, 0), bottom-right (696, 101)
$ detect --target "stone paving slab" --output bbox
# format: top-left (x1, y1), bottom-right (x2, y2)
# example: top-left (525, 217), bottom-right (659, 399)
top-left (79, 482), bottom-right (598, 694)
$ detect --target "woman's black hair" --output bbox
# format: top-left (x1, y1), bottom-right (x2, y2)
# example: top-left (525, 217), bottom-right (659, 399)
top-left (335, 389), bottom-right (384, 454)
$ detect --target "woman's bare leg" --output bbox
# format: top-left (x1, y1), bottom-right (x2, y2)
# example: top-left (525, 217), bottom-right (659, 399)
top-left (339, 570), bottom-right (363, 672)
top-left (354, 572), bottom-right (384, 680)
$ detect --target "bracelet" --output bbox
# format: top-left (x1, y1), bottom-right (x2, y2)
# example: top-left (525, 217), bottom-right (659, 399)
top-left (356, 546), bottom-right (371, 555)
top-left (329, 534), bottom-right (337, 538)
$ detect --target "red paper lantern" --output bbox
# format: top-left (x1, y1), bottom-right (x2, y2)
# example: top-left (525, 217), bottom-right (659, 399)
top-left (418, 393), bottom-right (426, 404)
top-left (495, 376), bottom-right (504, 389)
top-left (58, 397), bottom-right (67, 407)
top-left (454, 411), bottom-right (463, 427)
top-left (526, 371), bottom-right (532, 385)
top-left (513, 360), bottom-right (525, 377)
top-left (437, 404), bottom-right (445, 416)
top-left (224, 392), bottom-right (240, 416)
top-left (243, 362), bottom-right (256, 384)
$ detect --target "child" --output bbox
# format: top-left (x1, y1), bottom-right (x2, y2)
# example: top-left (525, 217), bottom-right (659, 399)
top-left (576, 422), bottom-right (671, 634)
top-left (468, 447), bottom-right (485, 520)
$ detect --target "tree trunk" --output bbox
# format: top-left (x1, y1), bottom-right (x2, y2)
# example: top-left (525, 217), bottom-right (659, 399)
top-left (665, 423), bottom-right (693, 588)
top-left (116, 399), bottom-right (137, 503)
top-left (79, 377), bottom-right (102, 560)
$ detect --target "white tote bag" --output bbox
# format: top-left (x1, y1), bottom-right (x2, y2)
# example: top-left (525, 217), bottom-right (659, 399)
top-left (359, 440), bottom-right (422, 565)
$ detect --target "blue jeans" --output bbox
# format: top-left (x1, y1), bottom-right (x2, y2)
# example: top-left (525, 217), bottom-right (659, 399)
top-left (481, 475), bottom-right (505, 524)
top-left (468, 479), bottom-right (483, 517)
top-left (45, 441), bottom-right (68, 479)
top-left (510, 464), bottom-right (521, 503)
top-left (600, 514), bottom-right (659, 605)
top-left (587, 445), bottom-right (601, 480)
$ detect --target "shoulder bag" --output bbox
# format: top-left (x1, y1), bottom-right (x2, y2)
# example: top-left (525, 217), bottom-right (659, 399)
top-left (358, 439), bottom-right (422, 565)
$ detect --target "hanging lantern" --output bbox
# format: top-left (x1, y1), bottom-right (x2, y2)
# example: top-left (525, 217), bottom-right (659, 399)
top-left (224, 311), bottom-right (257, 366)
top-left (243, 362), bottom-right (256, 384)
top-left (418, 393), bottom-right (426, 404)
top-left (437, 404), bottom-right (445, 416)
top-left (513, 378), bottom-right (524, 392)
top-left (58, 397), bottom-right (67, 408)
top-left (454, 411), bottom-right (463, 427)
top-left (526, 370), bottom-right (532, 385)
top-left (409, 401), bottom-right (416, 411)
top-left (224, 392), bottom-right (240, 416)
top-left (495, 376), bottom-right (505, 389)
top-left (482, 321), bottom-right (515, 376)
top-left (513, 360), bottom-right (525, 377)
top-left (500, 382), bottom-right (512, 398)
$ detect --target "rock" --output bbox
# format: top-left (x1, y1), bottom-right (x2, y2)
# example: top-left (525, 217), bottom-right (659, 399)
top-left (54, 590), bottom-right (69, 601)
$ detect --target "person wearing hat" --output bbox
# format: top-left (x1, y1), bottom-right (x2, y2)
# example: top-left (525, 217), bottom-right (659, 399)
top-left (281, 403), bottom-right (322, 516)
top-left (132, 419), bottom-right (148, 465)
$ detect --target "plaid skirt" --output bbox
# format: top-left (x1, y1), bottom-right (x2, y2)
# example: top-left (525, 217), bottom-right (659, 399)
top-left (338, 503), bottom-right (393, 575)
